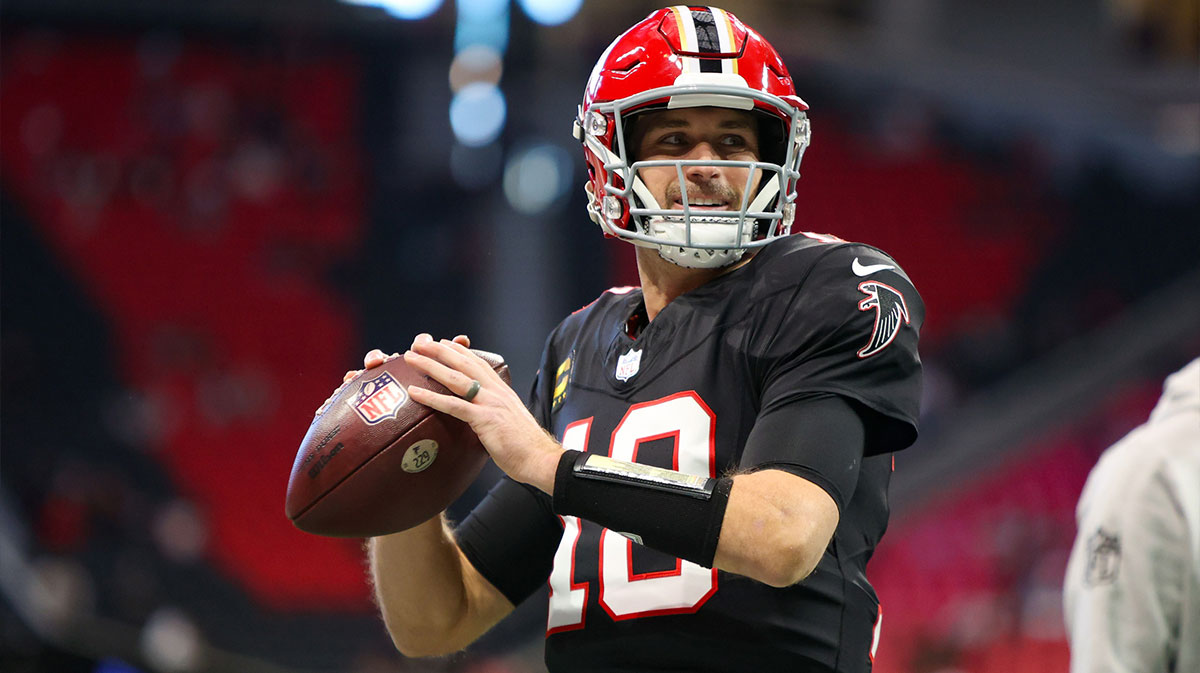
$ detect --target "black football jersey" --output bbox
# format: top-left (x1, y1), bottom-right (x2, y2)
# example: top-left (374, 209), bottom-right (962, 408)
top-left (456, 233), bottom-right (923, 672)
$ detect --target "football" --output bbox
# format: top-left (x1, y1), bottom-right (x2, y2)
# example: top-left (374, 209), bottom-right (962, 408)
top-left (285, 350), bottom-right (509, 537)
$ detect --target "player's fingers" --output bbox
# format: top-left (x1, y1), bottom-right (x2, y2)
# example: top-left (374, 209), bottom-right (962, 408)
top-left (342, 368), bottom-right (362, 383)
top-left (403, 348), bottom-right (478, 397)
top-left (410, 339), bottom-right (496, 384)
top-left (411, 333), bottom-right (433, 349)
top-left (452, 334), bottom-right (471, 348)
top-left (406, 385), bottom-right (476, 422)
top-left (364, 349), bottom-right (388, 369)
top-left (435, 338), bottom-right (500, 381)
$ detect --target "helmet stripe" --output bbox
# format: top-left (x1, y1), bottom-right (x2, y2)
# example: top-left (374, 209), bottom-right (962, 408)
top-left (688, 7), bottom-right (722, 73)
top-left (709, 7), bottom-right (738, 76)
top-left (669, 6), bottom-right (700, 73)
top-left (689, 8), bottom-right (721, 53)
top-left (669, 7), bottom-right (692, 51)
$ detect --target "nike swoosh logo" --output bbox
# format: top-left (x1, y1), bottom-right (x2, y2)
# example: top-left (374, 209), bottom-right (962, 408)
top-left (852, 258), bottom-right (895, 277)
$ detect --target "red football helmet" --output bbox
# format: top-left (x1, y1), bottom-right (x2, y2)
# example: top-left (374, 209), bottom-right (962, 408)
top-left (574, 5), bottom-right (810, 268)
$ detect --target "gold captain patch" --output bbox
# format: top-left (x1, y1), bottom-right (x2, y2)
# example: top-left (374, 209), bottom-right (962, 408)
top-left (552, 352), bottom-right (573, 411)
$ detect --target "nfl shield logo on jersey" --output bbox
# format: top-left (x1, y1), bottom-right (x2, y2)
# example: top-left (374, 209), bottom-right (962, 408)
top-left (615, 348), bottom-right (643, 382)
top-left (1084, 528), bottom-right (1121, 586)
top-left (347, 372), bottom-right (408, 425)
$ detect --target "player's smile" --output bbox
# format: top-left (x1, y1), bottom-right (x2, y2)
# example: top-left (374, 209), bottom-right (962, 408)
top-left (666, 184), bottom-right (741, 211)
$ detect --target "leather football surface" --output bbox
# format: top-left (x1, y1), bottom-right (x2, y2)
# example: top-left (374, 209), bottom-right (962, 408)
top-left (285, 350), bottom-right (508, 537)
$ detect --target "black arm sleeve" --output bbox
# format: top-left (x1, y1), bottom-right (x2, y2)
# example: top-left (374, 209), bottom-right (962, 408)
top-left (455, 476), bottom-right (561, 606)
top-left (740, 394), bottom-right (868, 514)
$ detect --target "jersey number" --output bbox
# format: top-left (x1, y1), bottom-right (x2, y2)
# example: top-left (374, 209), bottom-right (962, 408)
top-left (546, 392), bottom-right (719, 634)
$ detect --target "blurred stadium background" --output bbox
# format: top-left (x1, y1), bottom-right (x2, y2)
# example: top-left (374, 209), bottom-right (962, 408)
top-left (1, 0), bottom-right (1197, 671)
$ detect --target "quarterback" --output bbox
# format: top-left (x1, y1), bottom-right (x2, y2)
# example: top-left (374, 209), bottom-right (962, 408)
top-left (366, 6), bottom-right (923, 672)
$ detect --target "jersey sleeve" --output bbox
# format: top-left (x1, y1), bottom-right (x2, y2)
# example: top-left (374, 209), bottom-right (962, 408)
top-left (753, 244), bottom-right (923, 455)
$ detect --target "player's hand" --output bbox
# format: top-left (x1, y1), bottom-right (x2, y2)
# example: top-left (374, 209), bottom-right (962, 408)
top-left (316, 336), bottom-right (472, 415)
top-left (402, 337), bottom-right (562, 494)
top-left (345, 334), bottom-right (472, 381)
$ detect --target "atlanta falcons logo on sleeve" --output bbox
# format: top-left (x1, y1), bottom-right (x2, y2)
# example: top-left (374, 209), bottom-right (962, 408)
top-left (857, 281), bottom-right (910, 358)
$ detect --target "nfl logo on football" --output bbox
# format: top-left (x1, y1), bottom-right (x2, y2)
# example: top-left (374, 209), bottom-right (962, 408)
top-left (348, 372), bottom-right (408, 425)
top-left (615, 348), bottom-right (642, 382)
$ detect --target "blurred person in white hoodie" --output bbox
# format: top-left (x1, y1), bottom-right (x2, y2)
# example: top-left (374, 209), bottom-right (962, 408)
top-left (1064, 357), bottom-right (1200, 673)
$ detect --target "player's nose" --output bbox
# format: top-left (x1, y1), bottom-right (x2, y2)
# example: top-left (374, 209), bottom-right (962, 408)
top-left (683, 142), bottom-right (722, 181)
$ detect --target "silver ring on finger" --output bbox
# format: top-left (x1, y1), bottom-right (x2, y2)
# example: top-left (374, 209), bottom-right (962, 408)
top-left (463, 379), bottom-right (481, 402)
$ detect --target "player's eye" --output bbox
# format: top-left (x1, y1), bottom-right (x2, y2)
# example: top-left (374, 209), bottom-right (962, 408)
top-left (720, 134), bottom-right (749, 148)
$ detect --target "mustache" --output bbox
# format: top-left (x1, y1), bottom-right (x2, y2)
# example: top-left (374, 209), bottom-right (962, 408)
top-left (664, 182), bottom-right (741, 206)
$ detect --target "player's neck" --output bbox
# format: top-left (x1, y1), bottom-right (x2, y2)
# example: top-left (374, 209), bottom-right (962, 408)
top-left (635, 247), bottom-right (754, 321)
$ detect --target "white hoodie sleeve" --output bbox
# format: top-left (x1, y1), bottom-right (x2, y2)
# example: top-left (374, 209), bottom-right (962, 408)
top-left (1064, 358), bottom-right (1200, 673)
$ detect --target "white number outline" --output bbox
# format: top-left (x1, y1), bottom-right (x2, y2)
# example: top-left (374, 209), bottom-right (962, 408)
top-left (546, 392), bottom-right (719, 632)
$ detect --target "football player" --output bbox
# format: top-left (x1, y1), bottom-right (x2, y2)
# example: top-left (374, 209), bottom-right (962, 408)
top-left (365, 6), bottom-right (923, 671)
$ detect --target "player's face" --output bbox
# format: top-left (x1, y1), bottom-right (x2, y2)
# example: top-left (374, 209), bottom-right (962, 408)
top-left (630, 107), bottom-right (762, 214)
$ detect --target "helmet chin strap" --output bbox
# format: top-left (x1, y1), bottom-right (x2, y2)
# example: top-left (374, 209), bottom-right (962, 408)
top-left (746, 179), bottom-right (780, 218)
